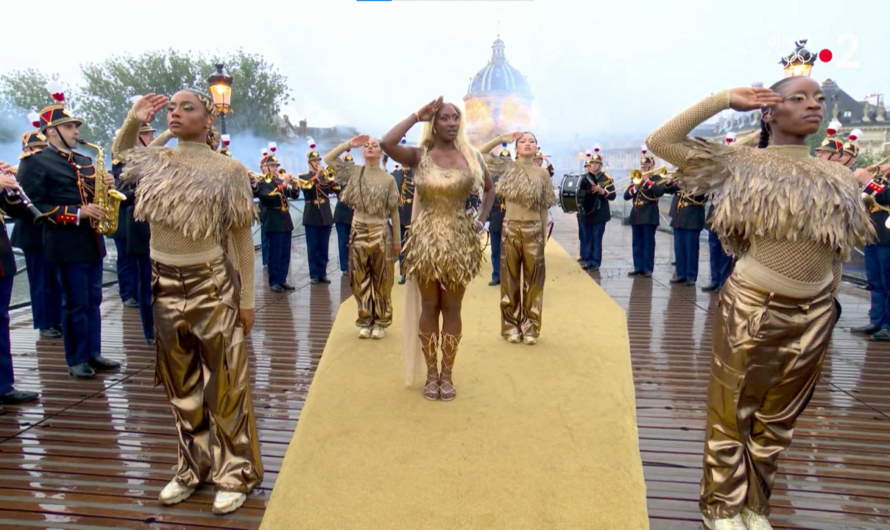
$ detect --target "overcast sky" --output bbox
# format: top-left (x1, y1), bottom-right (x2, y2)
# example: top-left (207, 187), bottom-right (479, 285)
top-left (2, 0), bottom-right (885, 148)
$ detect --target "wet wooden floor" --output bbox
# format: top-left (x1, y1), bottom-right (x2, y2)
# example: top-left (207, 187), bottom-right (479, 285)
top-left (0, 212), bottom-right (887, 529)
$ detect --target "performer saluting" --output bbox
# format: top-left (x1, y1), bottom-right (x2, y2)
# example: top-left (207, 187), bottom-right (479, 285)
top-left (478, 131), bottom-right (555, 345)
top-left (254, 145), bottom-right (298, 292)
top-left (297, 142), bottom-right (335, 284)
top-left (577, 147), bottom-right (616, 271)
top-left (646, 41), bottom-right (873, 529)
top-left (325, 135), bottom-right (401, 339)
top-left (624, 148), bottom-right (665, 277)
top-left (17, 90), bottom-right (121, 379)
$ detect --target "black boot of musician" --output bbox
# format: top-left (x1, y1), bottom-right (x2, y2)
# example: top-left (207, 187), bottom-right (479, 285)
top-left (852, 324), bottom-right (879, 334)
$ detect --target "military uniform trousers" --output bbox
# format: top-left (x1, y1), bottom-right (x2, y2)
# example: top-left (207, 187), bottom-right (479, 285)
top-left (349, 221), bottom-right (395, 328)
top-left (266, 230), bottom-right (292, 287)
top-left (336, 223), bottom-right (351, 273)
top-left (0, 275), bottom-right (16, 395)
top-left (304, 225), bottom-right (333, 280)
top-left (500, 220), bottom-right (546, 338)
top-left (152, 254), bottom-right (263, 493)
top-left (58, 260), bottom-right (104, 367)
top-left (864, 244), bottom-right (890, 330)
top-left (709, 230), bottom-right (732, 288)
top-left (490, 227), bottom-right (502, 282)
top-left (23, 250), bottom-right (62, 330)
top-left (700, 272), bottom-right (835, 519)
top-left (578, 220), bottom-right (607, 268)
top-left (631, 225), bottom-right (657, 274)
top-left (261, 231), bottom-right (269, 267)
top-left (673, 228), bottom-right (702, 282)
top-left (113, 237), bottom-right (138, 302)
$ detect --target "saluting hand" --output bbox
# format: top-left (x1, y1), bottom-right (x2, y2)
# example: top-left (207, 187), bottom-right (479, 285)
top-left (415, 96), bottom-right (443, 122)
top-left (132, 93), bottom-right (169, 123)
top-left (350, 134), bottom-right (370, 148)
top-left (728, 87), bottom-right (785, 112)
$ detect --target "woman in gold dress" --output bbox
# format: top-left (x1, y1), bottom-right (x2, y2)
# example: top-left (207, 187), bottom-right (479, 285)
top-left (646, 76), bottom-right (872, 529)
top-left (118, 90), bottom-right (262, 515)
top-left (381, 97), bottom-right (495, 402)
top-left (477, 132), bottom-right (555, 345)
top-left (324, 135), bottom-right (401, 339)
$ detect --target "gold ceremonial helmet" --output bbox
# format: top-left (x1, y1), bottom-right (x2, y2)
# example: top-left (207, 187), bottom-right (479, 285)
top-left (843, 129), bottom-right (862, 157)
top-left (590, 145), bottom-right (603, 163)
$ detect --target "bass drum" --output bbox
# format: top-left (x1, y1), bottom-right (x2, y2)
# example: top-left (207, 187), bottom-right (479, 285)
top-left (559, 174), bottom-right (584, 213)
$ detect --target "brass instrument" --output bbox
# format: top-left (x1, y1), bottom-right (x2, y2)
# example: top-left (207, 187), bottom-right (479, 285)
top-left (0, 170), bottom-right (44, 221)
top-left (629, 166), bottom-right (668, 186)
top-left (76, 140), bottom-right (126, 235)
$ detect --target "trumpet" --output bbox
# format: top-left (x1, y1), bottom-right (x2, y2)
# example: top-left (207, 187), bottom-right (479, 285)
top-left (864, 155), bottom-right (890, 176)
top-left (625, 167), bottom-right (672, 187)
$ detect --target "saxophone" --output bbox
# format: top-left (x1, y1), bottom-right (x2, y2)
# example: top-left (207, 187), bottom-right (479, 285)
top-left (77, 140), bottom-right (127, 235)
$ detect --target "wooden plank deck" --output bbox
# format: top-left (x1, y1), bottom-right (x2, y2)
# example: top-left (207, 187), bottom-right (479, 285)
top-left (0, 211), bottom-right (887, 529)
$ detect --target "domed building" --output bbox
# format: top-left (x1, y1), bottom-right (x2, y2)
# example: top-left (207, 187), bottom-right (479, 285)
top-left (464, 37), bottom-right (533, 146)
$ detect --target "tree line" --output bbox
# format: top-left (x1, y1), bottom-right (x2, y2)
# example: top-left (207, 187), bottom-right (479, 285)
top-left (0, 48), bottom-right (291, 147)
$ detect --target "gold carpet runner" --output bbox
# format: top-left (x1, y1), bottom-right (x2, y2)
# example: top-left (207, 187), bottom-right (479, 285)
top-left (261, 240), bottom-right (649, 529)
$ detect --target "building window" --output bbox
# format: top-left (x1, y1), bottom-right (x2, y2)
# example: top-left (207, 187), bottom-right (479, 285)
top-left (843, 111), bottom-right (851, 117)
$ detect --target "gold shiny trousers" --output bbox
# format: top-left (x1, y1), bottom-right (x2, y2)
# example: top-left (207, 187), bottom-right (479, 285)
top-left (500, 220), bottom-right (546, 338)
top-left (349, 221), bottom-right (395, 328)
top-left (152, 255), bottom-right (263, 493)
top-left (700, 273), bottom-right (835, 519)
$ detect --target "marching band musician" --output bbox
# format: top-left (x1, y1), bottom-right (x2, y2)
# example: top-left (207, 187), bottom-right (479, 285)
top-left (838, 129), bottom-right (862, 168)
top-left (325, 136), bottom-right (401, 339)
top-left (851, 160), bottom-right (890, 340)
top-left (814, 120), bottom-right (844, 161)
top-left (624, 148), bottom-right (665, 277)
top-left (6, 123), bottom-right (63, 340)
top-left (702, 133), bottom-right (736, 292)
top-left (478, 131), bottom-right (556, 345)
top-left (254, 146), bottom-right (298, 292)
top-left (0, 169), bottom-right (43, 414)
top-left (110, 119), bottom-right (156, 310)
top-left (332, 149), bottom-right (355, 275)
top-left (533, 149), bottom-right (555, 177)
top-left (577, 147), bottom-right (616, 272)
top-left (486, 144), bottom-right (511, 285)
top-left (391, 138), bottom-right (415, 285)
top-left (297, 142), bottom-right (335, 284)
top-left (664, 171), bottom-right (707, 286)
top-left (17, 90), bottom-right (120, 379)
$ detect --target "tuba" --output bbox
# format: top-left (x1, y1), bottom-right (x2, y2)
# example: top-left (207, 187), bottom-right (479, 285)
top-left (77, 140), bottom-right (127, 235)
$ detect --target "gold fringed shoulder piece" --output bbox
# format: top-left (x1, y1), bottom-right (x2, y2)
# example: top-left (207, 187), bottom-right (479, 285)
top-left (329, 159), bottom-right (359, 187)
top-left (122, 146), bottom-right (257, 243)
top-left (340, 166), bottom-right (399, 218)
top-left (494, 161), bottom-right (556, 212)
top-left (677, 138), bottom-right (874, 260)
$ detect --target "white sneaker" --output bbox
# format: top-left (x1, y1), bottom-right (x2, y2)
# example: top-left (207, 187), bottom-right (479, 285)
top-left (158, 479), bottom-right (195, 505)
top-left (371, 325), bottom-right (386, 339)
top-left (523, 335), bottom-right (538, 345)
top-left (702, 514), bottom-right (747, 530)
top-left (505, 333), bottom-right (521, 343)
top-left (358, 327), bottom-right (371, 339)
top-left (212, 490), bottom-right (247, 515)
top-left (741, 508), bottom-right (773, 530)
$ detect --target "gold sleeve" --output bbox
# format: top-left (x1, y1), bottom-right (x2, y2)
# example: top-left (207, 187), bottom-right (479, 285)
top-left (112, 111), bottom-right (142, 159)
top-left (645, 90), bottom-right (731, 168)
top-left (149, 130), bottom-right (175, 147)
top-left (323, 141), bottom-right (351, 166)
top-left (478, 133), bottom-right (512, 157)
top-left (229, 223), bottom-right (256, 309)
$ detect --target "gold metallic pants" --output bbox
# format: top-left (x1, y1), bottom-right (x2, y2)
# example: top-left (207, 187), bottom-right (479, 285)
top-left (700, 273), bottom-right (835, 519)
top-left (349, 221), bottom-right (395, 328)
top-left (152, 255), bottom-right (263, 493)
top-left (500, 220), bottom-right (546, 338)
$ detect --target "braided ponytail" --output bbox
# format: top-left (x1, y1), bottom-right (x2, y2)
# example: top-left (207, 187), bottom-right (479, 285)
top-left (758, 119), bottom-right (770, 149)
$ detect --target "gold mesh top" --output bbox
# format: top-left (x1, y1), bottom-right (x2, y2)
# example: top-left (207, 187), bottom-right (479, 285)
top-left (646, 90), bottom-right (873, 297)
top-left (115, 113), bottom-right (257, 309)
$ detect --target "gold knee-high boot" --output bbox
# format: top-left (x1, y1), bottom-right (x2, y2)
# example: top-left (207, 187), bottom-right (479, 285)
top-left (439, 333), bottom-right (462, 402)
top-left (419, 332), bottom-right (439, 401)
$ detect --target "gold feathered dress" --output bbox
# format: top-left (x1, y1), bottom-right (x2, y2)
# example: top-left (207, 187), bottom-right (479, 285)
top-left (479, 138), bottom-right (555, 341)
top-left (646, 90), bottom-right (873, 522)
top-left (120, 124), bottom-right (263, 495)
top-left (325, 143), bottom-right (400, 330)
